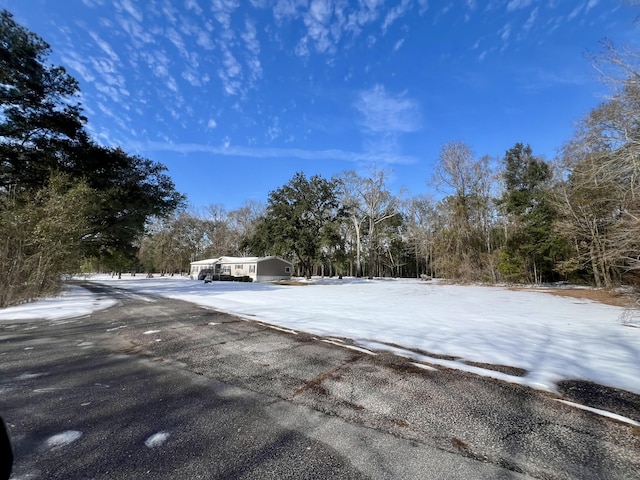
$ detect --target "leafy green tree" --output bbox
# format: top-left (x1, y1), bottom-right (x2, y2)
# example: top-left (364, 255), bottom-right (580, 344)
top-left (71, 144), bottom-right (183, 269)
top-left (0, 10), bottom-right (183, 299)
top-left (0, 174), bottom-right (96, 306)
top-left (248, 172), bottom-right (342, 279)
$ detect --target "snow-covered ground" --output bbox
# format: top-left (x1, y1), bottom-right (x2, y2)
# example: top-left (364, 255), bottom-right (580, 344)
top-left (0, 284), bottom-right (116, 321)
top-left (1, 275), bottom-right (639, 398)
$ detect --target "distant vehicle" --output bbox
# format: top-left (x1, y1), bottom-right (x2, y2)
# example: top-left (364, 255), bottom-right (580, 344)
top-left (198, 269), bottom-right (215, 281)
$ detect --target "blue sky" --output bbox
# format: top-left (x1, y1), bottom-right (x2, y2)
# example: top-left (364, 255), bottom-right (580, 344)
top-left (2, 1), bottom-right (638, 210)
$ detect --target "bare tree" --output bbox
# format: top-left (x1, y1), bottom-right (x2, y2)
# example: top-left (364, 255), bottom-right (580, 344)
top-left (227, 200), bottom-right (264, 256)
top-left (404, 195), bottom-right (439, 278)
top-left (557, 42), bottom-right (640, 286)
top-left (334, 171), bottom-right (366, 276)
top-left (335, 167), bottom-right (399, 278)
top-left (431, 141), bottom-right (498, 280)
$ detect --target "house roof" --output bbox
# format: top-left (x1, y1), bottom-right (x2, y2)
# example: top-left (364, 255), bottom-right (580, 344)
top-left (218, 256), bottom-right (292, 265)
top-left (189, 258), bottom-right (219, 266)
top-left (218, 256), bottom-right (260, 264)
top-left (190, 256), bottom-right (292, 266)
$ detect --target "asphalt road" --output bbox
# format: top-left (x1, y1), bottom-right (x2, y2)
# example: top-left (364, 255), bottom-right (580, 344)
top-left (0, 282), bottom-right (638, 479)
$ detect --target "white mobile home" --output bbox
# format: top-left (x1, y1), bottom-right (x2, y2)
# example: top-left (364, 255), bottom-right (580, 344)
top-left (190, 256), bottom-right (292, 282)
top-left (189, 258), bottom-right (219, 279)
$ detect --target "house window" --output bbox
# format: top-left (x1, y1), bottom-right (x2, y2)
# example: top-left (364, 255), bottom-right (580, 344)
top-left (235, 264), bottom-right (243, 270)
top-left (249, 265), bottom-right (256, 273)
top-left (285, 267), bottom-right (291, 273)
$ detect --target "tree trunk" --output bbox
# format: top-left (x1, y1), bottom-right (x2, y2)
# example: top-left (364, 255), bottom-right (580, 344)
top-left (590, 247), bottom-right (602, 288)
top-left (354, 218), bottom-right (362, 277)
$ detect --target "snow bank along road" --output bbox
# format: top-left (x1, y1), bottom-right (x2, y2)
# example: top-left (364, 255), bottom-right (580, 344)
top-left (0, 282), bottom-right (638, 479)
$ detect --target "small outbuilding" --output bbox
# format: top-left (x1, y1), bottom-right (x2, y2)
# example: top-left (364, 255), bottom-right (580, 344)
top-left (189, 256), bottom-right (292, 282)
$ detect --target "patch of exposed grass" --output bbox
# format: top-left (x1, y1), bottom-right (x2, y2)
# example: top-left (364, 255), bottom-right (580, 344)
top-left (511, 286), bottom-right (633, 307)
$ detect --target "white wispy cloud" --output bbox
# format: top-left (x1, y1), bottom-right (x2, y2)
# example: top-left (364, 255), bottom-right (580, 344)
top-left (242, 19), bottom-right (263, 82)
top-left (88, 31), bottom-right (119, 62)
top-left (523, 7), bottom-right (538, 31)
top-left (310, 0), bottom-right (332, 24)
top-left (585, 0), bottom-right (599, 12)
top-left (196, 28), bottom-right (216, 50)
top-left (90, 57), bottom-right (124, 85)
top-left (185, 0), bottom-right (203, 15)
top-left (115, 14), bottom-right (154, 48)
top-left (355, 84), bottom-right (421, 135)
top-left (295, 37), bottom-right (310, 56)
top-left (272, 0), bottom-right (424, 56)
top-left (298, 0), bottom-right (338, 55)
top-left (115, 0), bottom-right (144, 22)
top-left (273, 0), bottom-right (305, 23)
top-left (166, 27), bottom-right (189, 57)
top-left (160, 2), bottom-right (179, 26)
top-left (96, 101), bottom-right (114, 118)
top-left (568, 4), bottom-right (583, 21)
top-left (346, 0), bottom-right (384, 34)
top-left (176, 14), bottom-right (202, 37)
top-left (60, 51), bottom-right (96, 83)
top-left (166, 76), bottom-right (179, 92)
top-left (81, 0), bottom-right (104, 7)
top-left (242, 19), bottom-right (260, 56)
top-left (182, 70), bottom-right (208, 87)
top-left (141, 48), bottom-right (171, 79)
top-left (382, 0), bottom-right (411, 34)
top-left (94, 83), bottom-right (125, 99)
top-left (211, 0), bottom-right (239, 30)
top-left (218, 47), bottom-right (243, 95)
top-left (500, 23), bottom-right (511, 41)
top-left (506, 0), bottom-right (533, 11)
top-left (519, 67), bottom-right (588, 94)
top-left (267, 116), bottom-right (282, 141)
top-left (137, 141), bottom-right (418, 165)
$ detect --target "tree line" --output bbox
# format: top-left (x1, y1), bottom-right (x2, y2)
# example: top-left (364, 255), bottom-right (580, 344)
top-left (142, 100), bottom-right (638, 287)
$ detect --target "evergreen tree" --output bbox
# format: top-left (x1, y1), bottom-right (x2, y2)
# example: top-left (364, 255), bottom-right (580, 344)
top-left (0, 10), bottom-right (86, 190)
top-left (0, 10), bottom-right (183, 301)
top-left (498, 143), bottom-right (565, 283)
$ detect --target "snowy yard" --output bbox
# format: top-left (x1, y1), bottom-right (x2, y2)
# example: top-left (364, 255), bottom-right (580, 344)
top-left (1, 275), bottom-right (639, 397)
